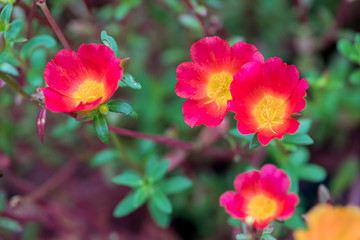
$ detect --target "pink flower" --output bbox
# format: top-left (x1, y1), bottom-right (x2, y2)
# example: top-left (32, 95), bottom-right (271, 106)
top-left (175, 36), bottom-right (264, 127)
top-left (220, 164), bottom-right (299, 229)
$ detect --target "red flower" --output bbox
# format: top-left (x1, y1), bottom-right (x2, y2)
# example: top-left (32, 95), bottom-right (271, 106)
top-left (228, 57), bottom-right (308, 145)
top-left (41, 44), bottom-right (123, 112)
top-left (175, 36), bottom-right (264, 127)
top-left (220, 164), bottom-right (299, 229)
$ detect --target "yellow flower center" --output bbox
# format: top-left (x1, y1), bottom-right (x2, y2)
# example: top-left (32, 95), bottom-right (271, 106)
top-left (253, 95), bottom-right (286, 134)
top-left (73, 80), bottom-right (104, 104)
top-left (247, 194), bottom-right (277, 220)
top-left (206, 72), bottom-right (233, 109)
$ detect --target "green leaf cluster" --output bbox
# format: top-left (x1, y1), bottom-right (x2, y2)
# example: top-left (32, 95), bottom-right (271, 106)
top-left (112, 158), bottom-right (192, 227)
top-left (337, 33), bottom-right (360, 85)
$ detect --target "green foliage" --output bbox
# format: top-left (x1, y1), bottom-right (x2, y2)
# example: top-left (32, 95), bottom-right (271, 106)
top-left (0, 4), bottom-right (12, 25)
top-left (330, 158), bottom-right (359, 196)
top-left (101, 30), bottom-right (119, 58)
top-left (112, 158), bottom-right (192, 227)
top-left (0, 217), bottom-right (22, 232)
top-left (90, 149), bottom-right (120, 167)
top-left (93, 113), bottom-right (110, 144)
top-left (20, 35), bottom-right (56, 58)
top-left (108, 101), bottom-right (138, 119)
top-left (114, 0), bottom-right (141, 20)
top-left (119, 72), bottom-right (142, 89)
top-left (249, 133), bottom-right (261, 149)
top-left (112, 170), bottom-right (142, 187)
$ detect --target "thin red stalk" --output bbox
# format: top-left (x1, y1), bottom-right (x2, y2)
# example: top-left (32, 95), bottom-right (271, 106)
top-left (22, 158), bottom-right (78, 203)
top-left (108, 125), bottom-right (195, 151)
top-left (35, 0), bottom-right (71, 49)
top-left (183, 0), bottom-right (209, 37)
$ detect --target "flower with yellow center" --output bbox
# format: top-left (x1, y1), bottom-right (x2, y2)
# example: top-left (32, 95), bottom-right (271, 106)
top-left (228, 58), bottom-right (308, 145)
top-left (294, 204), bottom-right (360, 240)
top-left (220, 164), bottom-right (299, 229)
top-left (175, 36), bottom-right (264, 127)
top-left (41, 43), bottom-right (123, 112)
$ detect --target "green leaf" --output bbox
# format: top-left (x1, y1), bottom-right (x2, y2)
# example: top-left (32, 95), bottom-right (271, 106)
top-left (330, 159), bottom-right (359, 196)
top-left (178, 14), bottom-right (202, 33)
top-left (76, 110), bottom-right (95, 122)
top-left (108, 101), bottom-right (138, 119)
top-left (296, 119), bottom-right (312, 134)
top-left (158, 176), bottom-right (192, 194)
top-left (113, 192), bottom-right (140, 217)
top-left (250, 133), bottom-right (261, 149)
top-left (120, 72), bottom-right (141, 89)
top-left (0, 191), bottom-right (6, 211)
top-left (281, 165), bottom-right (299, 193)
top-left (90, 149), bottom-right (119, 167)
top-left (20, 35), bottom-right (56, 58)
top-left (261, 234), bottom-right (277, 240)
top-left (337, 39), bottom-right (359, 63)
top-left (100, 30), bottom-right (119, 58)
top-left (236, 234), bottom-right (250, 240)
top-left (282, 134), bottom-right (314, 145)
top-left (262, 222), bottom-right (275, 235)
top-left (289, 147), bottom-right (310, 167)
top-left (146, 160), bottom-right (170, 182)
top-left (148, 199), bottom-right (171, 228)
top-left (150, 190), bottom-right (172, 214)
top-left (112, 170), bottom-right (143, 187)
top-left (114, 3), bottom-right (131, 20)
top-left (350, 69), bottom-right (360, 85)
top-left (284, 213), bottom-right (306, 229)
top-left (133, 186), bottom-right (148, 208)
top-left (1, 4), bottom-right (13, 24)
top-left (227, 217), bottom-right (241, 227)
top-left (297, 164), bottom-right (326, 182)
top-left (229, 128), bottom-right (254, 141)
top-left (93, 113), bottom-right (109, 144)
top-left (0, 62), bottom-right (18, 76)
top-left (6, 19), bottom-right (22, 40)
top-left (0, 217), bottom-right (21, 232)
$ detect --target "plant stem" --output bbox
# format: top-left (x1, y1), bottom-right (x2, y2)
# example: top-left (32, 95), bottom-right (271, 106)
top-left (108, 125), bottom-right (195, 151)
top-left (183, 0), bottom-right (209, 37)
top-left (35, 0), bottom-right (71, 49)
top-left (5, 42), bottom-right (29, 70)
top-left (22, 158), bottom-right (78, 203)
top-left (0, 72), bottom-right (30, 99)
top-left (110, 132), bottom-right (141, 172)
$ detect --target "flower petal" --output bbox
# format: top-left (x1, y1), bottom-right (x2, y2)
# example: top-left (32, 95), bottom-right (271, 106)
top-left (190, 36), bottom-right (231, 70)
top-left (260, 164), bottom-right (291, 198)
top-left (43, 49), bottom-right (89, 96)
top-left (279, 193), bottom-right (299, 219)
top-left (228, 101), bottom-right (258, 135)
top-left (77, 43), bottom-right (122, 103)
top-left (234, 170), bottom-right (261, 198)
top-left (285, 78), bottom-right (309, 114)
top-left (41, 88), bottom-right (79, 112)
top-left (175, 62), bottom-right (209, 100)
top-left (230, 42), bottom-right (264, 73)
top-left (220, 191), bottom-right (247, 219)
top-left (262, 57), bottom-right (301, 99)
top-left (256, 118), bottom-right (300, 145)
top-left (182, 98), bottom-right (228, 127)
top-left (230, 62), bottom-right (264, 104)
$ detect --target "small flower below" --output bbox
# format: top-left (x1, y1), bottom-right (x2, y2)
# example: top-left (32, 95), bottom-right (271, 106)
top-left (41, 43), bottom-right (123, 113)
top-left (228, 57), bottom-right (308, 145)
top-left (294, 204), bottom-right (360, 240)
top-left (219, 164), bottom-right (299, 229)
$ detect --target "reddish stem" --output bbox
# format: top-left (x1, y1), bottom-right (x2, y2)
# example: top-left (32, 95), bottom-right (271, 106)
top-left (183, 0), bottom-right (209, 37)
top-left (35, 0), bottom-right (71, 49)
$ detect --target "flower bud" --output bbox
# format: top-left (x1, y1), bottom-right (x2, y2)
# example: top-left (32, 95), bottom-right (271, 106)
top-left (120, 57), bottom-right (130, 70)
top-left (99, 104), bottom-right (109, 115)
